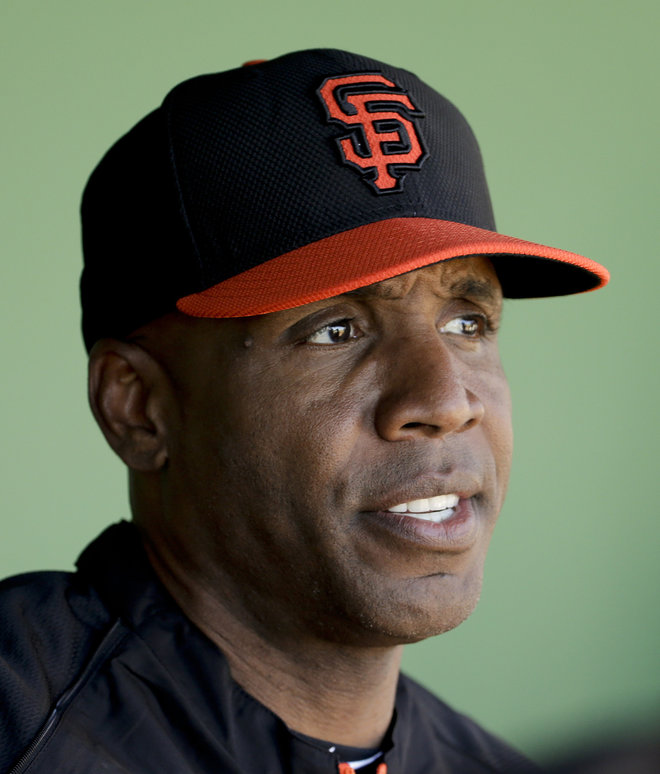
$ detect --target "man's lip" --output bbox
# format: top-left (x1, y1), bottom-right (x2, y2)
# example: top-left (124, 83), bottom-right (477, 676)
top-left (359, 496), bottom-right (480, 552)
top-left (362, 476), bottom-right (480, 514)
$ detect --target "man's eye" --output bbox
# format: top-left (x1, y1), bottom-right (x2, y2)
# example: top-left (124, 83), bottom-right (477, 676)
top-left (440, 315), bottom-right (486, 337)
top-left (306, 319), bottom-right (360, 345)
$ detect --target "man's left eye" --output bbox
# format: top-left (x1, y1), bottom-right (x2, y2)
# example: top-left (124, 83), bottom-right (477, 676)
top-left (306, 319), bottom-right (360, 345)
top-left (440, 315), bottom-right (485, 337)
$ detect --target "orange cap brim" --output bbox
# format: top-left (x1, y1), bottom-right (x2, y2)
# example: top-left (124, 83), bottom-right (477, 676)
top-left (176, 218), bottom-right (609, 318)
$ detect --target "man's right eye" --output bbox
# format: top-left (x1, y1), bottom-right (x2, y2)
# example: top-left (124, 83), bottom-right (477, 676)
top-left (305, 319), bottom-right (360, 345)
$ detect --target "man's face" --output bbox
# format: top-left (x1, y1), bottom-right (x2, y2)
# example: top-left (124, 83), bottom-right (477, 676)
top-left (147, 256), bottom-right (513, 647)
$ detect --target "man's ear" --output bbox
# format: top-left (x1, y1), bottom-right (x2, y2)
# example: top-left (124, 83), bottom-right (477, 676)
top-left (88, 339), bottom-right (171, 472)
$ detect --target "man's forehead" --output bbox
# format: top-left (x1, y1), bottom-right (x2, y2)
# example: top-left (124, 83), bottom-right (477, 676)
top-left (341, 256), bottom-right (502, 305)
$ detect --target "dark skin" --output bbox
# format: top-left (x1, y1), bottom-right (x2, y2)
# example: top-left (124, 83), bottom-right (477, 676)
top-left (89, 256), bottom-right (513, 747)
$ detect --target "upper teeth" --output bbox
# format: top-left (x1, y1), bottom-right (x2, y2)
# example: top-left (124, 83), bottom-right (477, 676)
top-left (387, 494), bottom-right (459, 522)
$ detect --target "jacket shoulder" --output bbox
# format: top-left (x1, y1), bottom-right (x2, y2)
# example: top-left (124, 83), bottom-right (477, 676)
top-left (398, 673), bottom-right (542, 772)
top-left (0, 570), bottom-right (113, 773)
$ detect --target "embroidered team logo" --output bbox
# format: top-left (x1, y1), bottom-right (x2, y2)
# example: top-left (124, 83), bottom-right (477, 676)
top-left (318, 73), bottom-right (428, 194)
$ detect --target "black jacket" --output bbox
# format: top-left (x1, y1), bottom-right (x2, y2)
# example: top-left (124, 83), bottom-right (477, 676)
top-left (0, 523), bottom-right (540, 773)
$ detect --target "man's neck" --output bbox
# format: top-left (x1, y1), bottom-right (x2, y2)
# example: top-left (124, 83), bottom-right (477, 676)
top-left (214, 620), bottom-right (402, 749)
top-left (145, 536), bottom-right (402, 748)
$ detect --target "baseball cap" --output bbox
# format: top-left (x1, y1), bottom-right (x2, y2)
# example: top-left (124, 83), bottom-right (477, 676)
top-left (80, 48), bottom-right (609, 351)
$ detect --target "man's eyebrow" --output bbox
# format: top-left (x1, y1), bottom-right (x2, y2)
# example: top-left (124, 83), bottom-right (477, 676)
top-left (448, 277), bottom-right (501, 305)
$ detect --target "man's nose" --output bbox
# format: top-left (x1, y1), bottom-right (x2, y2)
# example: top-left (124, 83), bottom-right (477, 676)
top-left (374, 333), bottom-right (485, 442)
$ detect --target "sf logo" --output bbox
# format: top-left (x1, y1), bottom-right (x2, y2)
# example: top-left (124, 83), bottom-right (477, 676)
top-left (318, 73), bottom-right (427, 193)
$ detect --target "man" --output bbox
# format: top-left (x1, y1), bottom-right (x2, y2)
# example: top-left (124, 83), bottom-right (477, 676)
top-left (0, 49), bottom-right (608, 773)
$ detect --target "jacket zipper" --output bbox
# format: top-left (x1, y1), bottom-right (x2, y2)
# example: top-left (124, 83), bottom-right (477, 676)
top-left (8, 619), bottom-right (128, 774)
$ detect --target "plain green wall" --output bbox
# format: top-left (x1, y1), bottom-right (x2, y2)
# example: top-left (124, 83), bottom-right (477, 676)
top-left (2, 0), bottom-right (658, 763)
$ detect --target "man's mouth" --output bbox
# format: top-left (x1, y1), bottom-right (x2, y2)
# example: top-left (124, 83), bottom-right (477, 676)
top-left (385, 494), bottom-right (459, 523)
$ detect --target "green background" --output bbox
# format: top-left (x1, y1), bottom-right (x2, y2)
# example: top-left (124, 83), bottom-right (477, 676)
top-left (2, 0), bottom-right (658, 764)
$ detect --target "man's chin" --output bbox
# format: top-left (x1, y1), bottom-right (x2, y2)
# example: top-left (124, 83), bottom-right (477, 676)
top-left (336, 573), bottom-right (485, 647)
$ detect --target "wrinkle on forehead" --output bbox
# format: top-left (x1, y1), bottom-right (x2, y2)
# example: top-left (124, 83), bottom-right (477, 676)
top-left (343, 256), bottom-right (501, 303)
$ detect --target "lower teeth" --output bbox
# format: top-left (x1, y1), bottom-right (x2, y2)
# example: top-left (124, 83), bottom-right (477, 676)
top-left (408, 508), bottom-right (454, 524)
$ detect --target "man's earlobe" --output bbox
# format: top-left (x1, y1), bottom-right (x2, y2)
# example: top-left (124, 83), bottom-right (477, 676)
top-left (88, 339), bottom-right (170, 472)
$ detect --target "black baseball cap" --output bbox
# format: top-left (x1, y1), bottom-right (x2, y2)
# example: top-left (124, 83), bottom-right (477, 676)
top-left (80, 48), bottom-right (609, 351)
